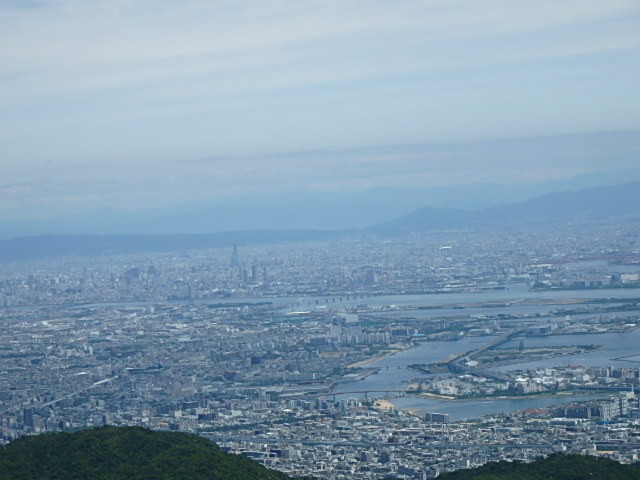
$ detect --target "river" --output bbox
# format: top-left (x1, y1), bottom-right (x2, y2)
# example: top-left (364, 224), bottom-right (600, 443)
top-left (333, 287), bottom-right (640, 420)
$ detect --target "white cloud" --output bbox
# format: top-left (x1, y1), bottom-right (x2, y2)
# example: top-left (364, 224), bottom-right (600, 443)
top-left (1, 0), bottom-right (638, 101)
top-left (1, 0), bottom-right (639, 218)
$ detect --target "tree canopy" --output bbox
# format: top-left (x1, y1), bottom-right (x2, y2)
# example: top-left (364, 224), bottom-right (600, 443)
top-left (0, 426), bottom-right (307, 480)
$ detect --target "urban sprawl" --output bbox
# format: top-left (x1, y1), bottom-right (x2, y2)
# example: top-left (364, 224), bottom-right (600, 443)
top-left (1, 221), bottom-right (640, 479)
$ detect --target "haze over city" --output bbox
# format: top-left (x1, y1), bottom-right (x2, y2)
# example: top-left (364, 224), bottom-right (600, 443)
top-left (2, 3), bottom-right (640, 479)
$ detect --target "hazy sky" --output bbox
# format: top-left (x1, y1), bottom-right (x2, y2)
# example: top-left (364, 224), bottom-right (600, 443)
top-left (1, 0), bottom-right (640, 219)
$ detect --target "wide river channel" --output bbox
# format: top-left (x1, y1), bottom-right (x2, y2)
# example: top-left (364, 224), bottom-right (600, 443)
top-left (332, 285), bottom-right (640, 420)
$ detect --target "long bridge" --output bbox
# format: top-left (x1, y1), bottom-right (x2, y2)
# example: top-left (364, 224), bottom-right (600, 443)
top-left (465, 327), bottom-right (530, 360)
top-left (321, 389), bottom-right (406, 398)
top-left (281, 389), bottom-right (407, 400)
top-left (448, 327), bottom-right (531, 382)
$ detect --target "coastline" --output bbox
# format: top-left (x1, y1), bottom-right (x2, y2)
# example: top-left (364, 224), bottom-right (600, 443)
top-left (404, 390), bottom-right (606, 402)
top-left (382, 390), bottom-right (609, 419)
top-left (347, 344), bottom-right (412, 369)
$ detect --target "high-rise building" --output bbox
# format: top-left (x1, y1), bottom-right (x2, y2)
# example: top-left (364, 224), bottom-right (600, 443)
top-left (230, 245), bottom-right (240, 267)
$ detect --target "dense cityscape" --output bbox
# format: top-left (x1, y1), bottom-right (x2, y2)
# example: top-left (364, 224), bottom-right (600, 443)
top-left (1, 220), bottom-right (639, 478)
top-left (3, 0), bottom-right (640, 477)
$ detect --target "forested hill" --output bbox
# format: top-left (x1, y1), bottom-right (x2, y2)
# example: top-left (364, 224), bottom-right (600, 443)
top-left (437, 453), bottom-right (640, 480)
top-left (0, 426), bottom-right (310, 480)
top-left (2, 426), bottom-right (640, 479)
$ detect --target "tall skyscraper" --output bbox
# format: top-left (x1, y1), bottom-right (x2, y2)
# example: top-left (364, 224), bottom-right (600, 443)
top-left (230, 245), bottom-right (240, 267)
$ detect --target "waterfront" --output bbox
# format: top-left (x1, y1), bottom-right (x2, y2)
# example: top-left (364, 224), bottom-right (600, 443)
top-left (391, 394), bottom-right (605, 420)
top-left (309, 285), bottom-right (640, 309)
top-left (333, 287), bottom-right (640, 420)
top-left (1, 226), bottom-right (639, 478)
top-left (333, 334), bottom-right (618, 420)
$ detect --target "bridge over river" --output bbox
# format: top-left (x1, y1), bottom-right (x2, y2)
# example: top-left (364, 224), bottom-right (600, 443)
top-left (448, 327), bottom-right (532, 382)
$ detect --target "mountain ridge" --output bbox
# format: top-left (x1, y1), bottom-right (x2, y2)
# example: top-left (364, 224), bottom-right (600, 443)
top-left (0, 181), bottom-right (638, 261)
top-left (3, 162), bottom-right (640, 238)
top-left (0, 426), bottom-right (309, 480)
top-left (369, 180), bottom-right (640, 233)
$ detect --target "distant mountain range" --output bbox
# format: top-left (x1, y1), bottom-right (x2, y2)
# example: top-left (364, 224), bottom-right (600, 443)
top-left (0, 229), bottom-right (353, 262)
top-left (2, 162), bottom-right (640, 239)
top-left (0, 181), bottom-right (638, 261)
top-left (369, 180), bottom-right (640, 233)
